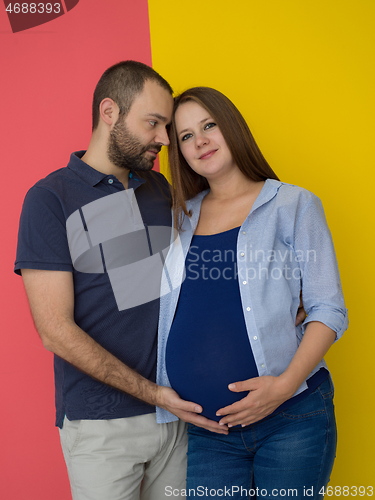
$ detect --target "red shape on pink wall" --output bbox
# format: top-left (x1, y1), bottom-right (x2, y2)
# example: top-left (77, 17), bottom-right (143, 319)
top-left (64, 0), bottom-right (79, 11)
top-left (3, 0), bottom-right (80, 33)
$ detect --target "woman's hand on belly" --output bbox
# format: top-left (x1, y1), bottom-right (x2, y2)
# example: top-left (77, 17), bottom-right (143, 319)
top-left (156, 386), bottom-right (229, 434)
top-left (216, 376), bottom-right (295, 427)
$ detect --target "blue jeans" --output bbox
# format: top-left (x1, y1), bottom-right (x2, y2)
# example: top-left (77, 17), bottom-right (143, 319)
top-left (186, 377), bottom-right (337, 499)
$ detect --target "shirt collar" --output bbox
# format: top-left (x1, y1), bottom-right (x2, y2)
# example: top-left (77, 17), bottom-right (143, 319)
top-left (67, 151), bottom-right (146, 188)
top-left (67, 151), bottom-right (109, 186)
top-left (187, 179), bottom-right (282, 212)
top-left (185, 179), bottom-right (283, 230)
top-left (251, 178), bottom-right (282, 212)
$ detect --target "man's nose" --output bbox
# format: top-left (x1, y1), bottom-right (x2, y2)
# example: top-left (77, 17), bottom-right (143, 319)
top-left (155, 127), bottom-right (170, 146)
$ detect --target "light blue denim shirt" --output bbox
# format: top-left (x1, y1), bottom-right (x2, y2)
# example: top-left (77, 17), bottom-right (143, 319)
top-left (156, 179), bottom-right (348, 423)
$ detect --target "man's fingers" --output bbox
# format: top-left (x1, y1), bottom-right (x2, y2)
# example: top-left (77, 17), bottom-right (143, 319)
top-left (178, 411), bottom-right (228, 434)
top-left (176, 400), bottom-right (203, 414)
top-left (159, 387), bottom-right (203, 414)
top-left (159, 387), bottom-right (228, 434)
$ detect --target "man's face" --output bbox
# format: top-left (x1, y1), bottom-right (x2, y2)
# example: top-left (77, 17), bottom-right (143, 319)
top-left (107, 80), bottom-right (173, 172)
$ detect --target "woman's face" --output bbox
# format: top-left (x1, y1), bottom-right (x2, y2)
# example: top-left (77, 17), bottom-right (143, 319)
top-left (174, 101), bottom-right (236, 180)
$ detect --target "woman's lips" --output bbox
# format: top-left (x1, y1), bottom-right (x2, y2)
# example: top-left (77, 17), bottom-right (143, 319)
top-left (199, 149), bottom-right (217, 160)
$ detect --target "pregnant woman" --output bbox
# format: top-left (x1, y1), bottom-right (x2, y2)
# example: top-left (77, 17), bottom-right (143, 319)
top-left (156, 87), bottom-right (348, 499)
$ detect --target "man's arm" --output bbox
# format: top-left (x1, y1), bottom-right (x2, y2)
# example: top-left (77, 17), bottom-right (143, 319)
top-left (22, 268), bottom-right (227, 434)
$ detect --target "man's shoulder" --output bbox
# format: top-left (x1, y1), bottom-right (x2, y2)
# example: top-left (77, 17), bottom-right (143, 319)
top-left (30, 151), bottom-right (91, 192)
top-left (23, 162), bottom-right (91, 219)
top-left (22, 167), bottom-right (75, 213)
top-left (139, 169), bottom-right (171, 199)
top-left (145, 168), bottom-right (169, 185)
top-left (32, 166), bottom-right (71, 190)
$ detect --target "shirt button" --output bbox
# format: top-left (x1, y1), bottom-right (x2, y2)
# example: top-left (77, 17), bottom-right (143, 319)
top-left (242, 281), bottom-right (247, 285)
top-left (246, 307), bottom-right (251, 311)
top-left (253, 336), bottom-right (258, 340)
top-left (261, 364), bottom-right (265, 368)
top-left (240, 252), bottom-right (245, 257)
top-left (242, 231), bottom-right (247, 235)
top-left (108, 178), bottom-right (114, 184)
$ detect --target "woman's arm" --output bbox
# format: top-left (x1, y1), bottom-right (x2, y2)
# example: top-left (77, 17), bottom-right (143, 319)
top-left (217, 190), bottom-right (347, 427)
top-left (216, 322), bottom-right (336, 427)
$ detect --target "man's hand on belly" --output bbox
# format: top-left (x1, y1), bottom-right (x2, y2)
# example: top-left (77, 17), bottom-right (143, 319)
top-left (156, 386), bottom-right (229, 434)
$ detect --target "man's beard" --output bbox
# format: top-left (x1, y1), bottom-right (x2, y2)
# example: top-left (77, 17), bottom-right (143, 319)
top-left (107, 118), bottom-right (161, 172)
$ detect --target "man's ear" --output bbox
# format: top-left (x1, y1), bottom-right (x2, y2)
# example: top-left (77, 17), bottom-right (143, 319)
top-left (99, 98), bottom-right (119, 127)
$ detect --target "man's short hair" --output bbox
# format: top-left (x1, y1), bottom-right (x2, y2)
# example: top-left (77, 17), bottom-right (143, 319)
top-left (92, 60), bottom-right (173, 130)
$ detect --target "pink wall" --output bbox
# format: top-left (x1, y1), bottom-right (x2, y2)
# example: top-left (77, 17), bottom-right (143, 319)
top-left (0, 2), bottom-right (152, 498)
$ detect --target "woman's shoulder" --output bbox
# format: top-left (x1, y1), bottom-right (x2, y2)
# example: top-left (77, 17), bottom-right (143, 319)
top-left (268, 179), bottom-right (321, 206)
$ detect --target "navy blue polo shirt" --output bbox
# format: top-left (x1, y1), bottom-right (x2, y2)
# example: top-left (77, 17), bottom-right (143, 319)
top-left (15, 151), bottom-right (172, 428)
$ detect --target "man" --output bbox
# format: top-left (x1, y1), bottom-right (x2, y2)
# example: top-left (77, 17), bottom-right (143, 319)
top-left (15, 61), bottom-right (225, 500)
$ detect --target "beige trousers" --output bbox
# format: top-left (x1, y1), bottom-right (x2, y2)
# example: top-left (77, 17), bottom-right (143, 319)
top-left (59, 413), bottom-right (187, 500)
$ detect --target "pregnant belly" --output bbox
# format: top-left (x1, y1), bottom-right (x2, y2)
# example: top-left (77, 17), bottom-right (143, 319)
top-left (166, 321), bottom-right (258, 421)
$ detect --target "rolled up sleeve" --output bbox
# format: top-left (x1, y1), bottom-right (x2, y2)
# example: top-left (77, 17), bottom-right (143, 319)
top-left (294, 192), bottom-right (348, 339)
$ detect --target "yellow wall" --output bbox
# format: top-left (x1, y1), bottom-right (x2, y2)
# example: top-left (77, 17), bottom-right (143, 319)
top-left (149, 0), bottom-right (375, 490)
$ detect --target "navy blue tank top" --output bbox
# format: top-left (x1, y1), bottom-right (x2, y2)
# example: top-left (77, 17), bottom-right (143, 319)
top-left (166, 226), bottom-right (259, 421)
